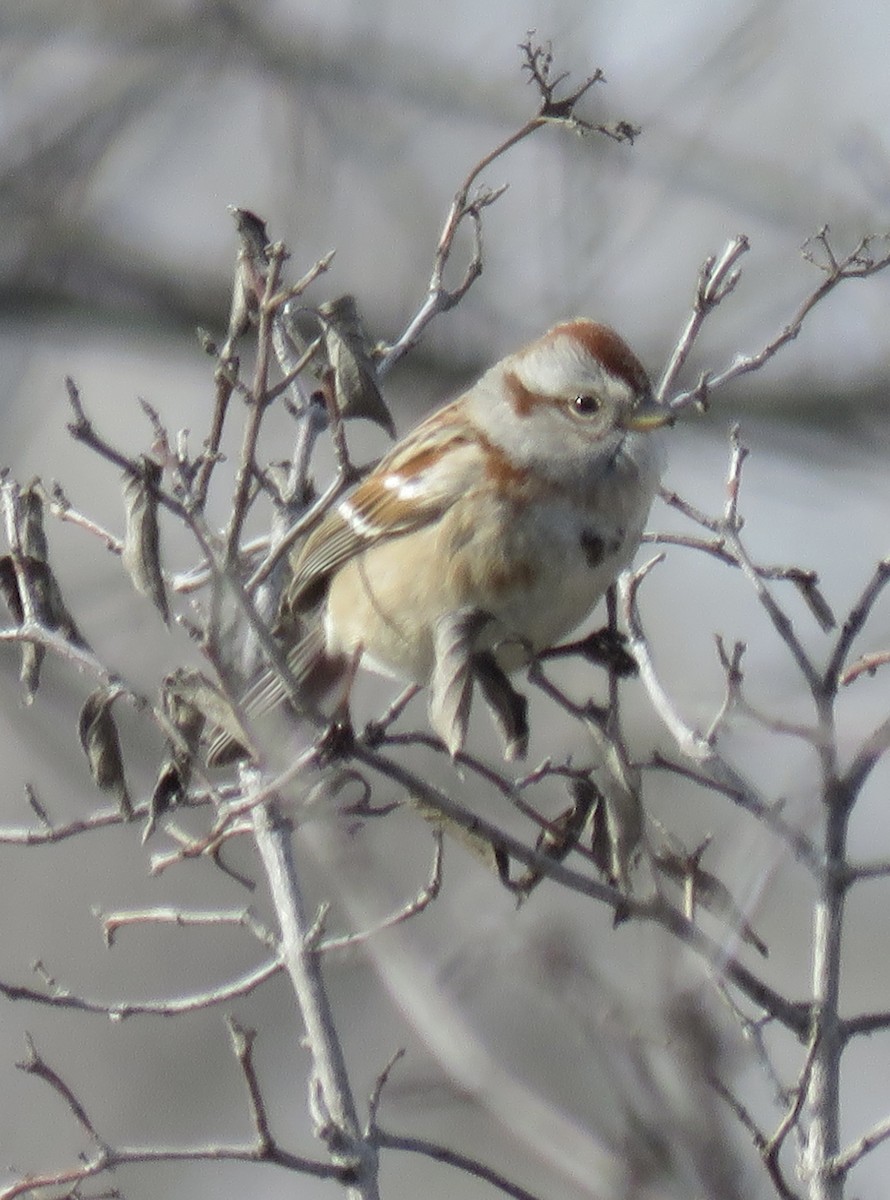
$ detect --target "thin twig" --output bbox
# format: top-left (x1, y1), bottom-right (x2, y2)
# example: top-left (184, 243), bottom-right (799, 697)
top-left (666, 229), bottom-right (890, 414)
top-left (828, 1113), bottom-right (890, 1180)
top-left (100, 906), bottom-right (277, 950)
top-left (763, 1032), bottom-right (820, 1196)
top-left (227, 1016), bottom-right (274, 1153)
top-left (0, 958), bottom-right (282, 1018)
top-left (353, 743), bottom-right (810, 1037)
top-left (378, 41), bottom-right (632, 374)
top-left (224, 242), bottom-right (289, 562)
top-left (827, 557), bottom-right (890, 687)
top-left (18, 1033), bottom-right (104, 1145)
top-left (372, 1127), bottom-right (544, 1200)
top-left (657, 235), bottom-right (749, 402)
top-left (320, 831), bottom-right (443, 954)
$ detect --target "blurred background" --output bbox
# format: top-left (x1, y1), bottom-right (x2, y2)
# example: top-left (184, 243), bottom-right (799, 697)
top-left (1, 1), bottom-right (889, 1198)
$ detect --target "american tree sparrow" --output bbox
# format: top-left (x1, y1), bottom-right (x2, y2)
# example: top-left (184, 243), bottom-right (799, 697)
top-left (211, 319), bottom-right (671, 763)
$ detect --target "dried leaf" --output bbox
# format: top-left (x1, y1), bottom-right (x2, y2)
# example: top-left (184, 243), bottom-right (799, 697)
top-left (15, 486), bottom-right (85, 643)
top-left (154, 668), bottom-right (248, 807)
top-left (121, 457), bottom-right (168, 623)
top-left (163, 667), bottom-right (223, 733)
top-left (2, 486), bottom-right (87, 699)
top-left (225, 207), bottom-right (270, 348)
top-left (0, 556), bottom-right (23, 623)
top-left (575, 626), bottom-right (638, 676)
top-left (0, 551), bottom-right (42, 700)
top-left (78, 687), bottom-right (132, 818)
top-left (148, 668), bottom-right (222, 828)
top-left (787, 569), bottom-right (836, 632)
top-left (403, 788), bottom-right (507, 880)
top-left (19, 486), bottom-right (49, 562)
top-left (512, 777), bottom-right (601, 894)
top-left (429, 609), bottom-right (492, 757)
top-left (18, 486), bottom-right (86, 642)
top-left (317, 295), bottom-right (395, 436)
top-left (592, 742), bottom-right (644, 893)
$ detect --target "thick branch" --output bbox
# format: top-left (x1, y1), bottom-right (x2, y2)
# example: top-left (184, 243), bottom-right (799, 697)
top-left (250, 797), bottom-right (380, 1198)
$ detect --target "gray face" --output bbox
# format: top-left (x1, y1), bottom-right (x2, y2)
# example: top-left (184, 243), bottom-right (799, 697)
top-left (467, 326), bottom-right (652, 487)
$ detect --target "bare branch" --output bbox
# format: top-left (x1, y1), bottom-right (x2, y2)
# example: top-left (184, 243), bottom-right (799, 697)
top-left (828, 557), bottom-right (890, 687)
top-left (710, 1074), bottom-right (803, 1200)
top-left (366, 1048), bottom-right (406, 1133)
top-left (378, 40), bottom-right (633, 374)
top-left (841, 714), bottom-right (890, 804)
top-left (0, 804), bottom-right (129, 846)
top-left (319, 831), bottom-right (443, 954)
top-left (648, 754), bottom-right (819, 872)
top-left (828, 1113), bottom-right (890, 1180)
top-left (224, 240), bottom-right (289, 562)
top-left (18, 1033), bottom-right (104, 1146)
top-left (372, 1126), bottom-right (544, 1200)
top-left (665, 228), bottom-right (890, 413)
top-left (0, 958), bottom-right (282, 1019)
top-left (840, 650), bottom-right (890, 686)
top-left (43, 480), bottom-right (124, 555)
top-left (227, 1016), bottom-right (274, 1153)
top-left (842, 1010), bottom-right (890, 1039)
top-left (657, 235), bottom-right (750, 402)
top-left (620, 555), bottom-right (710, 760)
top-left (100, 906), bottom-right (277, 950)
top-left (353, 743), bottom-right (810, 1037)
top-left (621, 564), bottom-right (821, 875)
top-left (762, 1034), bottom-right (819, 1198)
top-left (844, 859), bottom-right (890, 884)
top-left (716, 430), bottom-right (823, 696)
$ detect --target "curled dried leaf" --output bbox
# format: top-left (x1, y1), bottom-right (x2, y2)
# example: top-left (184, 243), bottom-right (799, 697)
top-left (149, 668), bottom-right (224, 826)
top-left (170, 669), bottom-right (247, 747)
top-left (224, 207), bottom-right (271, 349)
top-left (0, 551), bottom-right (42, 700)
top-left (512, 776), bottom-right (601, 895)
top-left (1, 485), bottom-right (87, 699)
top-left (15, 486), bottom-right (85, 642)
top-left (150, 668), bottom-right (248, 825)
top-left (592, 742), bottom-right (644, 894)
top-left (317, 295), bottom-right (395, 435)
top-left (19, 486), bottom-right (49, 562)
top-left (78, 687), bottom-right (132, 818)
top-left (787, 568), bottom-right (836, 632)
top-left (0, 556), bottom-right (23, 623)
top-left (121, 457), bottom-right (168, 623)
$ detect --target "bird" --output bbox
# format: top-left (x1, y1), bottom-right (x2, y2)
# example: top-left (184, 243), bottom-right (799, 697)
top-left (208, 318), bottom-right (671, 764)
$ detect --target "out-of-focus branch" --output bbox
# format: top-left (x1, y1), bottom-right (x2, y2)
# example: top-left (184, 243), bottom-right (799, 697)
top-left (828, 1114), bottom-right (890, 1182)
top-left (2, 1034), bottom-right (343, 1200)
top-left (662, 228), bottom-right (890, 415)
top-left (378, 39), bottom-right (636, 375)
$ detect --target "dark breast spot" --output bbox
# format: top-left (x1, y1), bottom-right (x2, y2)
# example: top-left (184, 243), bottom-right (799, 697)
top-left (580, 529), bottom-right (623, 568)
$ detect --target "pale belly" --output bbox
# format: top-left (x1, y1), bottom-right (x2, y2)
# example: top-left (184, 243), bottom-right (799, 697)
top-left (325, 478), bottom-right (653, 683)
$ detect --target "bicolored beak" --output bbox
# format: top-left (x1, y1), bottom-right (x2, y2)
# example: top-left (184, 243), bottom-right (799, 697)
top-left (623, 392), bottom-right (674, 431)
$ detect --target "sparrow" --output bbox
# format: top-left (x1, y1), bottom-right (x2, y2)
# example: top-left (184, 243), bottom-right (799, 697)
top-left (209, 318), bottom-right (671, 764)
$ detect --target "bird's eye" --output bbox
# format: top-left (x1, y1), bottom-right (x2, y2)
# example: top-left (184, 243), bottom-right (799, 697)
top-left (572, 394), bottom-right (602, 416)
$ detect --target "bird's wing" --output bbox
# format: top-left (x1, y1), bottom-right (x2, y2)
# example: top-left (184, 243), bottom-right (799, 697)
top-left (287, 400), bottom-right (479, 609)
